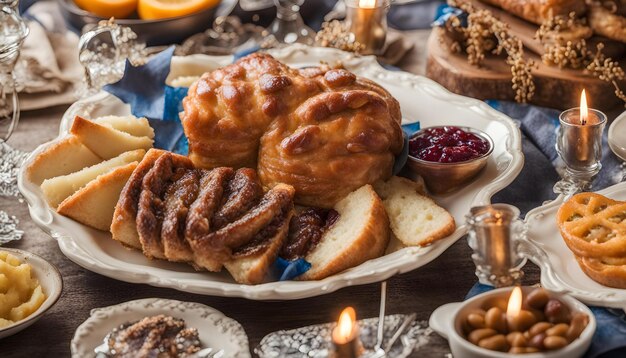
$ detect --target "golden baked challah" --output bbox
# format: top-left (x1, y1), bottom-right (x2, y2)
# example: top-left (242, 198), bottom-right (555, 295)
top-left (181, 53), bottom-right (403, 207)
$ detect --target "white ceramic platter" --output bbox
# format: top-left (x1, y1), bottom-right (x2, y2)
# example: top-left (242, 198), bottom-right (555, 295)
top-left (0, 248), bottom-right (63, 339)
top-left (18, 44), bottom-right (523, 300)
top-left (71, 298), bottom-right (250, 358)
top-left (524, 181), bottom-right (626, 310)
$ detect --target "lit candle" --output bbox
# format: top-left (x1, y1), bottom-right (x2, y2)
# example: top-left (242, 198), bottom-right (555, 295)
top-left (332, 307), bottom-right (362, 358)
top-left (346, 0), bottom-right (388, 55)
top-left (557, 90), bottom-right (607, 173)
top-left (505, 287), bottom-right (537, 332)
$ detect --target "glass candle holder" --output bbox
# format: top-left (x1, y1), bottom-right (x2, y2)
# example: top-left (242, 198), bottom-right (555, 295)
top-left (554, 107), bottom-right (607, 195)
top-left (466, 204), bottom-right (526, 288)
top-left (345, 0), bottom-right (389, 55)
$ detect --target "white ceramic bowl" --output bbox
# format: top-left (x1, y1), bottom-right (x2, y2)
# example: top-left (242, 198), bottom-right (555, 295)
top-left (0, 248), bottom-right (63, 339)
top-left (429, 287), bottom-right (596, 358)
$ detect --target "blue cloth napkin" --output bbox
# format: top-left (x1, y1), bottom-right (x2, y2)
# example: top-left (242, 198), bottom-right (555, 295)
top-left (466, 283), bottom-right (626, 358)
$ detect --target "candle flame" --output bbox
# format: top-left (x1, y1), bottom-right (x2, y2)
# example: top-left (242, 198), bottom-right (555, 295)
top-left (580, 89), bottom-right (588, 125)
top-left (333, 307), bottom-right (357, 343)
top-left (359, 0), bottom-right (377, 8)
top-left (506, 286), bottom-right (523, 319)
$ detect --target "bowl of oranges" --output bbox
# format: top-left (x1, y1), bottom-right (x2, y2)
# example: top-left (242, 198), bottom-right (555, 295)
top-left (60, 0), bottom-right (237, 45)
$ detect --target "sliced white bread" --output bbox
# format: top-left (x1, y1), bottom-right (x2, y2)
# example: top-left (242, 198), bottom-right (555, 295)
top-left (27, 136), bottom-right (102, 185)
top-left (224, 184), bottom-right (296, 285)
top-left (374, 176), bottom-right (455, 247)
top-left (95, 115), bottom-right (155, 139)
top-left (70, 116), bottom-right (153, 159)
top-left (111, 149), bottom-right (168, 250)
top-left (298, 185), bottom-right (390, 281)
top-left (41, 149), bottom-right (146, 209)
top-left (57, 162), bottom-right (138, 231)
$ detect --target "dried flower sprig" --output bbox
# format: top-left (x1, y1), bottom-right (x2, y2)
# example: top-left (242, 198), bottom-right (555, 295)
top-left (315, 20), bottom-right (366, 53)
top-left (536, 13), bottom-right (626, 106)
top-left (443, 0), bottom-right (536, 103)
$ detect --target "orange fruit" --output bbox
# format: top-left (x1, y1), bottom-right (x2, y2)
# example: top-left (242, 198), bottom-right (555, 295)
top-left (138, 0), bottom-right (220, 20)
top-left (74, 0), bottom-right (138, 19)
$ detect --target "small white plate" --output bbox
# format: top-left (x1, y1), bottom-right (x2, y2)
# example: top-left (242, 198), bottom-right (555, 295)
top-left (71, 298), bottom-right (250, 358)
top-left (608, 111), bottom-right (626, 161)
top-left (18, 44), bottom-right (524, 300)
top-left (0, 248), bottom-right (63, 339)
top-left (524, 181), bottom-right (626, 310)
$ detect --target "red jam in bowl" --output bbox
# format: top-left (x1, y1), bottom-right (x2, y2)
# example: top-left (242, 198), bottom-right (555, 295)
top-left (409, 126), bottom-right (490, 163)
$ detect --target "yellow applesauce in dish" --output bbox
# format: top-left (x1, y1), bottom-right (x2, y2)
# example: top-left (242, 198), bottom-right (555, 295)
top-left (0, 251), bottom-right (46, 328)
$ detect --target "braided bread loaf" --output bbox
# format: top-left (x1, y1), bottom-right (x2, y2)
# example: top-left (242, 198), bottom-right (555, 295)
top-left (111, 149), bottom-right (295, 284)
top-left (181, 53), bottom-right (403, 208)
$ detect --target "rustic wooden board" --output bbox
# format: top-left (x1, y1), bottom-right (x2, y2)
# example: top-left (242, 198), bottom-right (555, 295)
top-left (426, 27), bottom-right (626, 110)
top-left (458, 0), bottom-right (626, 59)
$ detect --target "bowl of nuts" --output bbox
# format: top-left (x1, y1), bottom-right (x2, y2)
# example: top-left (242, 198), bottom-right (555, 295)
top-left (428, 286), bottom-right (595, 357)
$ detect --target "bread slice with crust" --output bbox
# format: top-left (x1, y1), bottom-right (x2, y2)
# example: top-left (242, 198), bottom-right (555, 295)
top-left (110, 149), bottom-right (169, 250)
top-left (70, 116), bottom-right (153, 160)
top-left (95, 115), bottom-right (155, 139)
top-left (298, 184), bottom-right (390, 281)
top-left (224, 184), bottom-right (296, 284)
top-left (41, 149), bottom-right (146, 209)
top-left (27, 136), bottom-right (102, 185)
top-left (374, 176), bottom-right (455, 247)
top-left (57, 162), bottom-right (138, 231)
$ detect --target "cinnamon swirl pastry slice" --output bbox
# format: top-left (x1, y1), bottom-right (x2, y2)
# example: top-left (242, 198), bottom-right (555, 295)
top-left (136, 153), bottom-right (194, 260)
top-left (110, 149), bottom-right (296, 284)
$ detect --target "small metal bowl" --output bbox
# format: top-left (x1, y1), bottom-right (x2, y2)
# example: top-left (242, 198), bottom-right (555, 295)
top-left (406, 126), bottom-right (494, 195)
top-left (58, 0), bottom-right (237, 46)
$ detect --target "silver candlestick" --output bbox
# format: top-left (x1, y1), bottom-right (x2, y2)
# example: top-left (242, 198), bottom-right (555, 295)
top-left (466, 204), bottom-right (526, 288)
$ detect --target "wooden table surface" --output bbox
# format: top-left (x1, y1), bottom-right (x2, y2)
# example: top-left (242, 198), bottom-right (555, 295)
top-left (0, 31), bottom-right (542, 357)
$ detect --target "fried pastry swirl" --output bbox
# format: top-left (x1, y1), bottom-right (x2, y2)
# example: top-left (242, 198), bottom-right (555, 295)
top-left (112, 149), bottom-right (295, 278)
top-left (181, 53), bottom-right (403, 207)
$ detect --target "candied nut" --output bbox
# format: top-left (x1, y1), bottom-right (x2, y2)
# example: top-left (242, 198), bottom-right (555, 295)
top-left (528, 333), bottom-right (546, 350)
top-left (525, 288), bottom-right (550, 310)
top-left (467, 313), bottom-right (486, 329)
top-left (478, 334), bottom-right (509, 352)
top-left (546, 323), bottom-right (569, 337)
top-left (506, 332), bottom-right (527, 347)
top-left (508, 310), bottom-right (537, 332)
top-left (485, 307), bottom-right (506, 332)
top-left (529, 322), bottom-right (553, 337)
top-left (545, 299), bottom-right (571, 324)
top-left (468, 328), bottom-right (497, 344)
top-left (544, 336), bottom-right (568, 350)
top-left (566, 313), bottom-right (589, 342)
top-left (509, 347), bottom-right (540, 353)
top-left (482, 297), bottom-right (508, 312)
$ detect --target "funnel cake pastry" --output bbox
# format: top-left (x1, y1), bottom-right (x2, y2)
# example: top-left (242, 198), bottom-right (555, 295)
top-left (181, 53), bottom-right (403, 208)
top-left (111, 149), bottom-right (295, 284)
top-left (557, 192), bottom-right (626, 288)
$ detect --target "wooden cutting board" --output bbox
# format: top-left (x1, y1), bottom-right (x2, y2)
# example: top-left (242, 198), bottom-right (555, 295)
top-left (425, 1), bottom-right (626, 111)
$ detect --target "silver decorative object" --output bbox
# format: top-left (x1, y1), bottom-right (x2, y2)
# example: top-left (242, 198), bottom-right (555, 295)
top-left (554, 100), bottom-right (607, 195)
top-left (0, 3), bottom-right (28, 144)
top-left (177, 16), bottom-right (266, 56)
top-left (466, 204), bottom-right (526, 288)
top-left (78, 19), bottom-right (146, 96)
top-left (256, 314), bottom-right (431, 358)
top-left (0, 210), bottom-right (23, 245)
top-left (264, 0), bottom-right (315, 47)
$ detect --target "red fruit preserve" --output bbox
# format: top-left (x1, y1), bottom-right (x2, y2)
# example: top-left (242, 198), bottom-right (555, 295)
top-left (409, 126), bottom-right (490, 163)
